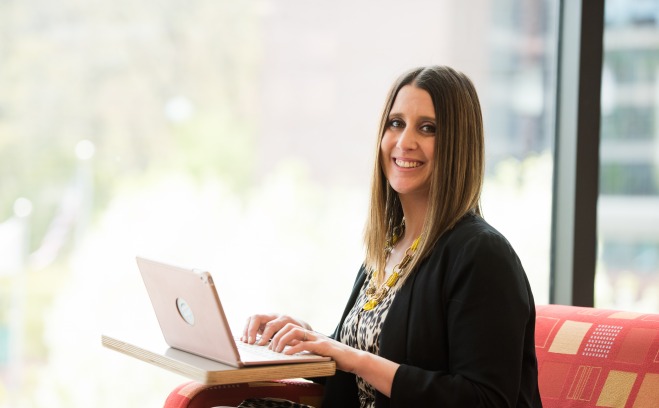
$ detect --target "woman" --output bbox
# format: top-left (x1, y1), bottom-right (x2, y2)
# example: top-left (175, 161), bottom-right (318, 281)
top-left (242, 66), bottom-right (541, 407)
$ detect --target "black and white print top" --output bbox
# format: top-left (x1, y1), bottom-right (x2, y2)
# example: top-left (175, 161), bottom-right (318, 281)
top-left (339, 273), bottom-right (404, 408)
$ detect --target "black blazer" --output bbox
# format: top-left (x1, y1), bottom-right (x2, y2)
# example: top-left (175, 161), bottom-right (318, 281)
top-left (321, 214), bottom-right (542, 407)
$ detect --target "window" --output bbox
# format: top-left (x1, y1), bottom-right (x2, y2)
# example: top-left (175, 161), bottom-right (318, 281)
top-left (596, 0), bottom-right (659, 313)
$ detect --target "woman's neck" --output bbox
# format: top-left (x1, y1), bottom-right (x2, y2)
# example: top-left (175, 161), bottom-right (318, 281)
top-left (398, 194), bottom-right (428, 246)
top-left (383, 195), bottom-right (427, 276)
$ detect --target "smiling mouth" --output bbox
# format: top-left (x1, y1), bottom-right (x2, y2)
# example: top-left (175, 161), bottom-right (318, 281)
top-left (395, 158), bottom-right (423, 168)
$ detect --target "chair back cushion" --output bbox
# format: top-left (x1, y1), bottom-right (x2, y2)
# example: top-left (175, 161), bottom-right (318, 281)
top-left (535, 304), bottom-right (659, 407)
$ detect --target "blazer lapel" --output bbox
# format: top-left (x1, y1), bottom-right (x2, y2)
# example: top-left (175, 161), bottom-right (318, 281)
top-left (379, 271), bottom-right (417, 363)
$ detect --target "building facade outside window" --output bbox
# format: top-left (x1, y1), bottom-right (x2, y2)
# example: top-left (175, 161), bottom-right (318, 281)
top-left (597, 0), bottom-right (659, 312)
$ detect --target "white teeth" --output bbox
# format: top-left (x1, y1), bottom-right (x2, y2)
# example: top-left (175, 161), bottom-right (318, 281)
top-left (395, 159), bottom-right (421, 168)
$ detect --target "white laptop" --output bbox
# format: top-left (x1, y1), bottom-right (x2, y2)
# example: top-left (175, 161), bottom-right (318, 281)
top-left (136, 256), bottom-right (331, 368)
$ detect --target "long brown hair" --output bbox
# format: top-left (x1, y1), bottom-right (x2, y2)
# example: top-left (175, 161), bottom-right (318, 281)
top-left (364, 66), bottom-right (484, 275)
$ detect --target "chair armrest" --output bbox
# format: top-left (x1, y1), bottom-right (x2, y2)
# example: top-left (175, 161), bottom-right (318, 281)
top-left (164, 380), bottom-right (324, 408)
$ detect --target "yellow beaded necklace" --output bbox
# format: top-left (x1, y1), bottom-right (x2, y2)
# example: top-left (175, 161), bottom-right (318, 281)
top-left (362, 234), bottom-right (421, 311)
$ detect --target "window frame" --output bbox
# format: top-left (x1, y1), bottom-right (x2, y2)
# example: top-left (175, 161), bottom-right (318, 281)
top-left (550, 0), bottom-right (605, 306)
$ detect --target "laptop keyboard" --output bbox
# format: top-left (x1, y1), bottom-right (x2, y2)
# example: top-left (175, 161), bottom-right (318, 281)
top-left (234, 338), bottom-right (321, 361)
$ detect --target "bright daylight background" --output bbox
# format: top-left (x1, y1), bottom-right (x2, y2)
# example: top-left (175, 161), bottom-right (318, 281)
top-left (0, 0), bottom-right (657, 407)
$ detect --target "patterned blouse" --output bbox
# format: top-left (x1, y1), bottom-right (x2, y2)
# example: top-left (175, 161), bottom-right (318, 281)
top-left (339, 272), bottom-right (404, 408)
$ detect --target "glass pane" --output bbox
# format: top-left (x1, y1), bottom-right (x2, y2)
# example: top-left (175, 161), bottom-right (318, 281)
top-left (0, 0), bottom-right (557, 406)
top-left (597, 0), bottom-right (659, 312)
top-left (479, 0), bottom-right (558, 305)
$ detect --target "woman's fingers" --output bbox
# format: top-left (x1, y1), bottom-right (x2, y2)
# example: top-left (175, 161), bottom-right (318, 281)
top-left (242, 314), bottom-right (276, 344)
top-left (257, 317), bottom-right (286, 345)
top-left (241, 314), bottom-right (310, 345)
top-left (270, 324), bottom-right (316, 353)
top-left (280, 332), bottom-right (361, 374)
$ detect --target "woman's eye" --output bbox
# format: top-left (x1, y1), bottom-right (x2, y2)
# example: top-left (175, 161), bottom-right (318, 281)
top-left (421, 124), bottom-right (437, 134)
top-left (388, 119), bottom-right (404, 128)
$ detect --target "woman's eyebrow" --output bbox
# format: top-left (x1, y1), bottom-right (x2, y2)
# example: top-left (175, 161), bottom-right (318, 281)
top-left (388, 112), bottom-right (436, 122)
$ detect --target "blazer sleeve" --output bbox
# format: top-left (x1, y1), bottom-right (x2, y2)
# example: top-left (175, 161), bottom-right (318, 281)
top-left (390, 229), bottom-right (534, 407)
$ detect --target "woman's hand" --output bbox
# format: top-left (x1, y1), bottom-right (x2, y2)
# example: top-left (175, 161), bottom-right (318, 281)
top-left (268, 324), bottom-right (363, 374)
top-left (241, 314), bottom-right (311, 346)
top-left (267, 323), bottom-right (400, 397)
top-left (243, 315), bottom-right (399, 397)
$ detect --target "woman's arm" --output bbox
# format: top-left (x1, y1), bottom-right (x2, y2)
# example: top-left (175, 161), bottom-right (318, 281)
top-left (270, 324), bottom-right (400, 397)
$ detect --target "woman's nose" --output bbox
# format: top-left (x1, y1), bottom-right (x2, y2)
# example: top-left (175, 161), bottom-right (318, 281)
top-left (396, 128), bottom-right (417, 150)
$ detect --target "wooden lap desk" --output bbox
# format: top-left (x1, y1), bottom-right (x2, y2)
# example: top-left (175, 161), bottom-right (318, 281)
top-left (101, 334), bottom-right (336, 385)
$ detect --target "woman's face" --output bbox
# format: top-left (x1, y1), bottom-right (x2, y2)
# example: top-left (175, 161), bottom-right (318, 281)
top-left (380, 85), bottom-right (436, 201)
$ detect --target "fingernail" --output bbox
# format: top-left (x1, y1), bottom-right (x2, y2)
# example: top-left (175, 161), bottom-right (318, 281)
top-left (248, 336), bottom-right (253, 344)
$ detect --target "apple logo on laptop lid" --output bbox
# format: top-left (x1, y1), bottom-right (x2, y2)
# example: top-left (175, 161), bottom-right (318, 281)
top-left (176, 298), bottom-right (195, 325)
